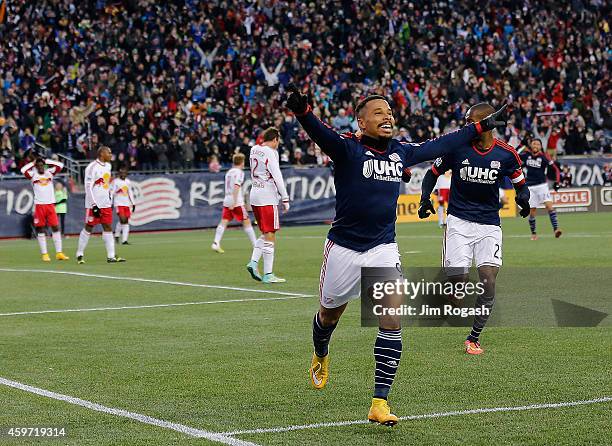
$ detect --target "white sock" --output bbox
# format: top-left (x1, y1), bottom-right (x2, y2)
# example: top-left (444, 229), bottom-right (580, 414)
top-left (437, 206), bottom-right (445, 225)
top-left (76, 229), bottom-right (90, 257)
top-left (121, 224), bottom-right (130, 243)
top-left (115, 222), bottom-right (122, 238)
top-left (262, 241), bottom-right (274, 275)
top-left (251, 236), bottom-right (265, 263)
top-left (244, 225), bottom-right (257, 246)
top-left (52, 231), bottom-right (62, 253)
top-left (37, 233), bottom-right (48, 255)
top-left (214, 224), bottom-right (225, 245)
top-left (102, 231), bottom-right (115, 259)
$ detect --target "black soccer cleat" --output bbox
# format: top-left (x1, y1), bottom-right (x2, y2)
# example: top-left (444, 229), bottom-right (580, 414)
top-left (77, 255), bottom-right (85, 264)
top-left (121, 241), bottom-right (130, 245)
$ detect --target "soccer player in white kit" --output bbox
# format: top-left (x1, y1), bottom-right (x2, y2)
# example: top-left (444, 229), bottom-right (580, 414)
top-left (76, 146), bottom-right (125, 264)
top-left (434, 170), bottom-right (451, 227)
top-left (112, 166), bottom-right (136, 245)
top-left (246, 128), bottom-right (290, 284)
top-left (211, 153), bottom-right (257, 253)
top-left (21, 157), bottom-right (69, 261)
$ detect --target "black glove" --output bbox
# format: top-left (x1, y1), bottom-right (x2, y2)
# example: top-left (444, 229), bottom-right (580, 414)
top-left (553, 182), bottom-right (560, 191)
top-left (418, 199), bottom-right (436, 219)
top-left (285, 83), bottom-right (309, 115)
top-left (479, 103), bottom-right (508, 132)
top-left (92, 205), bottom-right (101, 218)
top-left (515, 190), bottom-right (531, 218)
top-left (401, 168), bottom-right (412, 183)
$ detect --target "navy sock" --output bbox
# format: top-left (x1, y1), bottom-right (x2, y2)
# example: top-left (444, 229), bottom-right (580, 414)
top-left (528, 215), bottom-right (536, 234)
top-left (373, 328), bottom-right (402, 400)
top-left (312, 312), bottom-right (336, 357)
top-left (548, 210), bottom-right (559, 230)
top-left (467, 295), bottom-right (495, 343)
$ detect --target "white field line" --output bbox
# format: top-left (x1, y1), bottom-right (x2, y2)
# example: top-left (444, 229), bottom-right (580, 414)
top-left (0, 377), bottom-right (260, 446)
top-left (0, 268), bottom-right (312, 298)
top-left (222, 396), bottom-right (612, 436)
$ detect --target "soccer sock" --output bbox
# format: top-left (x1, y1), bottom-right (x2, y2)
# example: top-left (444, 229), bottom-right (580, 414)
top-left (262, 241), bottom-right (274, 274)
top-left (312, 312), bottom-right (337, 357)
top-left (213, 224), bottom-right (225, 245)
top-left (121, 224), bottom-right (130, 243)
top-left (76, 229), bottom-right (90, 257)
top-left (437, 205), bottom-right (445, 225)
top-left (114, 222), bottom-right (122, 238)
top-left (37, 233), bottom-right (48, 255)
top-left (102, 231), bottom-right (115, 259)
top-left (244, 225), bottom-right (257, 246)
top-left (52, 231), bottom-right (62, 253)
top-left (373, 328), bottom-right (402, 400)
top-left (467, 295), bottom-right (495, 342)
top-left (548, 210), bottom-right (559, 230)
top-left (528, 215), bottom-right (536, 234)
top-left (250, 236), bottom-right (264, 263)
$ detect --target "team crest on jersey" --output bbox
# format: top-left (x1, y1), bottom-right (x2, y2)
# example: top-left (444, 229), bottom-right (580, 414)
top-left (389, 153), bottom-right (401, 162)
top-left (459, 166), bottom-right (499, 184)
top-left (490, 161), bottom-right (501, 169)
top-left (362, 159), bottom-right (403, 182)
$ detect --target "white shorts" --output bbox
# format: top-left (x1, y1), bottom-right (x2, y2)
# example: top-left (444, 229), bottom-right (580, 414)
top-left (319, 239), bottom-right (402, 309)
top-left (443, 214), bottom-right (502, 273)
top-left (528, 183), bottom-right (552, 208)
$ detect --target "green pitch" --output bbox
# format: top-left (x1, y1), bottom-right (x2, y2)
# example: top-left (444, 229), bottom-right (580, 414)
top-left (0, 213), bottom-right (610, 445)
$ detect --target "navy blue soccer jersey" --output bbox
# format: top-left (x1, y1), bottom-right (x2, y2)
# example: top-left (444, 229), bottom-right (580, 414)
top-left (520, 149), bottom-right (560, 186)
top-left (296, 110), bottom-right (481, 252)
top-left (431, 139), bottom-right (526, 226)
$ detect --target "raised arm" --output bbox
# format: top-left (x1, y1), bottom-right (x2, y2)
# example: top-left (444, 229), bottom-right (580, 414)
top-left (544, 152), bottom-right (561, 184)
top-left (20, 160), bottom-right (35, 179)
top-left (46, 158), bottom-right (64, 176)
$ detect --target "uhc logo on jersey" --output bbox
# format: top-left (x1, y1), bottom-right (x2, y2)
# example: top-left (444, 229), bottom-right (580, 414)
top-left (526, 157), bottom-right (542, 168)
top-left (459, 166), bottom-right (499, 184)
top-left (362, 159), bottom-right (403, 182)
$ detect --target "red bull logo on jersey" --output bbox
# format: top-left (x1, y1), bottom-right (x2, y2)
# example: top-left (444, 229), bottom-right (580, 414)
top-left (362, 159), bottom-right (403, 182)
top-left (459, 166), bottom-right (499, 184)
top-left (33, 177), bottom-right (51, 186)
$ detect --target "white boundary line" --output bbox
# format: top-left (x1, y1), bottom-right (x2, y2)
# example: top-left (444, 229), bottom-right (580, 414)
top-left (0, 268), bottom-right (312, 298)
top-left (222, 396), bottom-right (612, 435)
top-left (0, 377), bottom-right (260, 446)
top-left (0, 295), bottom-right (307, 317)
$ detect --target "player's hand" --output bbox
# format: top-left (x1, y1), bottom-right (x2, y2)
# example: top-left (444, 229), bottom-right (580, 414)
top-left (132, 205), bottom-right (136, 212)
top-left (92, 205), bottom-right (101, 218)
top-left (479, 103), bottom-right (508, 132)
top-left (418, 199), bottom-right (436, 219)
top-left (553, 182), bottom-right (560, 191)
top-left (515, 193), bottom-right (531, 218)
top-left (282, 200), bottom-right (290, 213)
top-left (285, 83), bottom-right (308, 115)
top-left (401, 168), bottom-right (412, 183)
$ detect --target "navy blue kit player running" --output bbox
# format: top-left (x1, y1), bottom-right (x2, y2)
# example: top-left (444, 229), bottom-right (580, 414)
top-left (418, 103), bottom-right (531, 356)
top-left (285, 85), bottom-right (508, 426)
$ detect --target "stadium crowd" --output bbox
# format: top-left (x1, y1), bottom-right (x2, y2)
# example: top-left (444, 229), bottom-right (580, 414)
top-left (0, 0), bottom-right (610, 175)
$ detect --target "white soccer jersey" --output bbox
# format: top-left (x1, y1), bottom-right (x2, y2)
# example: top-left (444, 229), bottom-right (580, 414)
top-left (436, 172), bottom-right (451, 190)
top-left (84, 160), bottom-right (112, 208)
top-left (21, 159), bottom-right (63, 204)
top-left (249, 144), bottom-right (289, 206)
top-left (223, 167), bottom-right (245, 207)
top-left (112, 178), bottom-right (135, 207)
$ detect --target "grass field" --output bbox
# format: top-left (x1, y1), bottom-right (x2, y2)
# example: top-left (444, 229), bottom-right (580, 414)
top-left (0, 212), bottom-right (610, 445)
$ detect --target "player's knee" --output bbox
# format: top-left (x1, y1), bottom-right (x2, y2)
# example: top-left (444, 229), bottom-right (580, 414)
top-left (379, 316), bottom-right (401, 331)
top-left (318, 309), bottom-right (340, 327)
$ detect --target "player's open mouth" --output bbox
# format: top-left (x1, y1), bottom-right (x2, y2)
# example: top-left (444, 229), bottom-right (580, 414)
top-left (379, 124), bottom-right (392, 130)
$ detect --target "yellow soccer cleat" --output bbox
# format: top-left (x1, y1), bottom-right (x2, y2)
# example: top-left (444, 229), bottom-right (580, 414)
top-left (211, 242), bottom-right (225, 253)
top-left (368, 398), bottom-right (398, 426)
top-left (309, 353), bottom-right (330, 390)
top-left (55, 252), bottom-right (70, 261)
top-left (41, 253), bottom-right (51, 262)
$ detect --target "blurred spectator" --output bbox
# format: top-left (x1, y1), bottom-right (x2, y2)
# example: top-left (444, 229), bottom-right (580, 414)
top-left (559, 165), bottom-right (573, 188)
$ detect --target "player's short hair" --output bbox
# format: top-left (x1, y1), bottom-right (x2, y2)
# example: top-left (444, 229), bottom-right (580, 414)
top-left (35, 157), bottom-right (45, 164)
top-left (233, 153), bottom-right (245, 165)
top-left (262, 127), bottom-right (280, 142)
top-left (355, 95), bottom-right (390, 117)
top-left (98, 146), bottom-right (111, 156)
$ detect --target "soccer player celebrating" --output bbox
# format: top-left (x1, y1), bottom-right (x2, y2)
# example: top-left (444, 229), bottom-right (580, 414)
top-left (21, 157), bottom-right (69, 261)
top-left (76, 146), bottom-right (125, 264)
top-left (418, 103), bottom-right (531, 355)
top-left (211, 153), bottom-right (257, 253)
top-left (112, 166), bottom-right (136, 245)
top-left (246, 128), bottom-right (290, 283)
top-left (519, 138), bottom-right (562, 240)
top-left (285, 85), bottom-right (508, 425)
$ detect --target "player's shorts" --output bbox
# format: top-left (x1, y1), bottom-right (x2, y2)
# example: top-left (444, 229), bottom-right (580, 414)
top-left (116, 206), bottom-right (132, 219)
top-left (528, 182), bottom-right (552, 208)
top-left (438, 188), bottom-right (450, 205)
top-left (85, 207), bottom-right (113, 226)
top-left (252, 205), bottom-right (279, 233)
top-left (33, 204), bottom-right (59, 228)
top-left (443, 214), bottom-right (502, 273)
top-left (319, 239), bottom-right (402, 309)
top-left (222, 205), bottom-right (248, 222)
